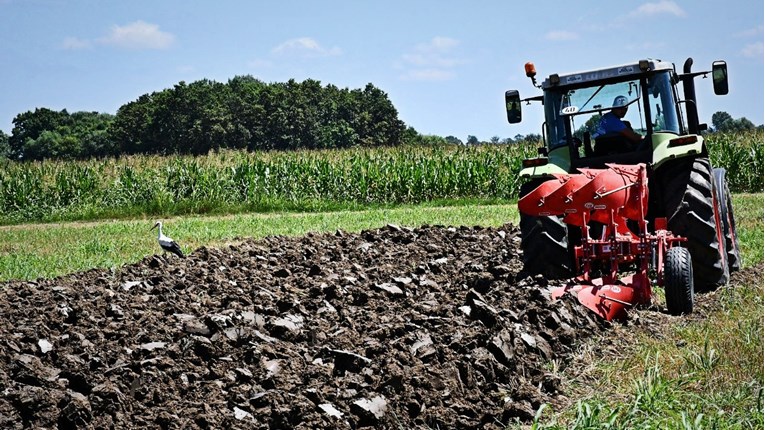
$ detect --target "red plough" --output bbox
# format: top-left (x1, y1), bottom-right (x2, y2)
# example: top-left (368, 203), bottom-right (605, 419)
top-left (518, 163), bottom-right (690, 321)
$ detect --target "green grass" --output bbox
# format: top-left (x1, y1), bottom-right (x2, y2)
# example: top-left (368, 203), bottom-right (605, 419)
top-left (731, 193), bottom-right (763, 269)
top-left (0, 202), bottom-right (520, 282)
top-left (523, 283), bottom-right (764, 429)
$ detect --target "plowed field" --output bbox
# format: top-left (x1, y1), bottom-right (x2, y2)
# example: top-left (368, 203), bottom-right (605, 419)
top-left (0, 223), bottom-right (758, 429)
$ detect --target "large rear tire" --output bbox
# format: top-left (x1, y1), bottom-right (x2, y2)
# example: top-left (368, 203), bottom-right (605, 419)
top-left (665, 246), bottom-right (694, 315)
top-left (656, 157), bottom-right (728, 291)
top-left (714, 168), bottom-right (741, 272)
top-left (519, 180), bottom-right (573, 279)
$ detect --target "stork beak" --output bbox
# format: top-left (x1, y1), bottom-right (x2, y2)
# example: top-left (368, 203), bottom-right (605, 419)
top-left (150, 223), bottom-right (158, 231)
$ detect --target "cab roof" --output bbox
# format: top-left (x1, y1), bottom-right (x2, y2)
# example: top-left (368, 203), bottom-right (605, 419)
top-left (541, 59), bottom-right (675, 90)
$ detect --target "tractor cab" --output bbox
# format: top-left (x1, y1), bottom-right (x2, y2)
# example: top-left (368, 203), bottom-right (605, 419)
top-left (507, 59), bottom-right (729, 174)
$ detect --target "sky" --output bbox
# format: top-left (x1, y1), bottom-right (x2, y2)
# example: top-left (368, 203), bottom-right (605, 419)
top-left (0, 0), bottom-right (762, 141)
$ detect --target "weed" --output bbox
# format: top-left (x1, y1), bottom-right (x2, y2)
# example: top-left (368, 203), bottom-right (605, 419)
top-left (682, 338), bottom-right (720, 373)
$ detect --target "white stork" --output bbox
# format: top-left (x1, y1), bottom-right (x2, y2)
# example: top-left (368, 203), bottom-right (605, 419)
top-left (150, 221), bottom-right (185, 258)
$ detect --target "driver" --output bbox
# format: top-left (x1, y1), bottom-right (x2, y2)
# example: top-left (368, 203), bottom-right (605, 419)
top-left (594, 95), bottom-right (643, 145)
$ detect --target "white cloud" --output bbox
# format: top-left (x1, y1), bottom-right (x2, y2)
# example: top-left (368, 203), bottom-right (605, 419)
top-left (271, 37), bottom-right (341, 57)
top-left (99, 21), bottom-right (175, 50)
top-left (63, 21), bottom-right (175, 51)
top-left (741, 42), bottom-right (764, 58)
top-left (545, 31), bottom-right (579, 41)
top-left (62, 37), bottom-right (92, 50)
top-left (629, 1), bottom-right (686, 18)
top-left (398, 36), bottom-right (465, 81)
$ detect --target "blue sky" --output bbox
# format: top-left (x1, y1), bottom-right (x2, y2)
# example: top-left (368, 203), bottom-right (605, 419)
top-left (1, 0), bottom-right (762, 140)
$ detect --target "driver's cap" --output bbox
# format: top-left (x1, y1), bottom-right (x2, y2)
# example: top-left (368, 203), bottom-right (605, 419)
top-left (612, 95), bottom-right (629, 108)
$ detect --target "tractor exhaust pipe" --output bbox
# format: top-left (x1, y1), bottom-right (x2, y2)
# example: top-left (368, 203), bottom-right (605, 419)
top-left (682, 58), bottom-right (701, 134)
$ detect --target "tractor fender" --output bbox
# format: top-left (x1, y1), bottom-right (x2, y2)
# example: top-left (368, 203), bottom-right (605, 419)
top-left (651, 132), bottom-right (707, 170)
top-left (713, 167), bottom-right (741, 272)
top-left (519, 146), bottom-right (569, 179)
top-left (518, 163), bottom-right (568, 180)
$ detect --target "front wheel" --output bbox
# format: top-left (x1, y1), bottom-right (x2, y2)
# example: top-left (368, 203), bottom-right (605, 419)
top-left (665, 246), bottom-right (694, 315)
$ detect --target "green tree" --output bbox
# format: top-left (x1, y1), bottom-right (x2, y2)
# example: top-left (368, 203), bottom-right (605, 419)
top-left (9, 108), bottom-right (71, 160)
top-left (712, 111), bottom-right (734, 131)
top-left (444, 136), bottom-right (463, 145)
top-left (732, 117), bottom-right (755, 131)
top-left (9, 108), bottom-right (114, 160)
top-left (514, 133), bottom-right (542, 144)
top-left (70, 111), bottom-right (116, 157)
top-left (712, 111), bottom-right (755, 133)
top-left (0, 129), bottom-right (9, 159)
top-left (109, 94), bottom-right (158, 155)
top-left (20, 76), bottom-right (411, 158)
top-left (355, 83), bottom-right (405, 147)
top-left (227, 75), bottom-right (268, 150)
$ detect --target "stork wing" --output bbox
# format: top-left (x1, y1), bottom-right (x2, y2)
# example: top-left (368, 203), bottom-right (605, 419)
top-left (160, 238), bottom-right (185, 258)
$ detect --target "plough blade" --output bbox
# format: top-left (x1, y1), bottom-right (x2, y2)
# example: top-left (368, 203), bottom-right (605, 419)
top-left (518, 173), bottom-right (592, 221)
top-left (551, 281), bottom-right (638, 321)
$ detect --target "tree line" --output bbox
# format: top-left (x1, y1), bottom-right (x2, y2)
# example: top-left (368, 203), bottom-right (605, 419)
top-left (1, 77), bottom-right (410, 161)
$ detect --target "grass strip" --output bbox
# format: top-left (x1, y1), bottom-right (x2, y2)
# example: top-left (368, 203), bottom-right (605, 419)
top-left (0, 202), bottom-right (519, 282)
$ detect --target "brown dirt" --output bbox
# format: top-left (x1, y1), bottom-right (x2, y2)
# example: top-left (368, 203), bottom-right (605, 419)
top-left (0, 223), bottom-right (755, 429)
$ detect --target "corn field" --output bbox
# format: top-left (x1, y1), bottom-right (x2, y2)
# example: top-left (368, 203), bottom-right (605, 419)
top-left (0, 130), bottom-right (761, 225)
top-left (706, 130), bottom-right (764, 193)
top-left (0, 144), bottom-right (534, 224)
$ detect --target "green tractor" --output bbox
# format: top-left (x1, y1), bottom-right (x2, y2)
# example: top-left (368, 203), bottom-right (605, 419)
top-left (506, 58), bottom-right (739, 291)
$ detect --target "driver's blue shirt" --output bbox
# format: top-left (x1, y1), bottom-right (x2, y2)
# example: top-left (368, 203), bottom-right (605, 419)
top-left (594, 112), bottom-right (626, 137)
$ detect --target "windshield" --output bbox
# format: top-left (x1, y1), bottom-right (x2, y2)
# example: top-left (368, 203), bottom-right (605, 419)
top-left (544, 70), bottom-right (680, 150)
top-left (561, 80), bottom-right (640, 116)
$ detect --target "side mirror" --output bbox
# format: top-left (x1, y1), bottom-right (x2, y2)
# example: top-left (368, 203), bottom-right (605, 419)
top-left (505, 90), bottom-right (522, 123)
top-left (712, 61), bottom-right (728, 95)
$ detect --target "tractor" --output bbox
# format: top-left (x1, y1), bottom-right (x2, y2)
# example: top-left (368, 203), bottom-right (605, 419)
top-left (505, 58), bottom-right (739, 320)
